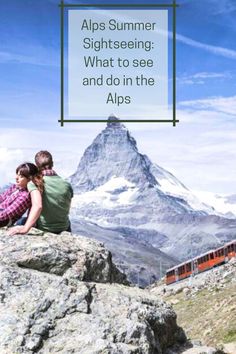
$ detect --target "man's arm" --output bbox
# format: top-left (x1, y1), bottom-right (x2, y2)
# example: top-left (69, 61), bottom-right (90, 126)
top-left (8, 190), bottom-right (42, 235)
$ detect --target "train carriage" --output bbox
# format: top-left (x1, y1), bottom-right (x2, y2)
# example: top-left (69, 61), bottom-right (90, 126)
top-left (166, 239), bottom-right (236, 285)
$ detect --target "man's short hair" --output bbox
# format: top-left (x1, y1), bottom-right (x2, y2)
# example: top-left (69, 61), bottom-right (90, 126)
top-left (35, 151), bottom-right (53, 170)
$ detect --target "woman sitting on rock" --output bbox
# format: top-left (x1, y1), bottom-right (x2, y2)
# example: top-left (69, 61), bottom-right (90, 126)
top-left (0, 163), bottom-right (43, 231)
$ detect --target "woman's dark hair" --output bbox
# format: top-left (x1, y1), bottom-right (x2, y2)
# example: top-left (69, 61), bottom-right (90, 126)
top-left (16, 162), bottom-right (44, 194)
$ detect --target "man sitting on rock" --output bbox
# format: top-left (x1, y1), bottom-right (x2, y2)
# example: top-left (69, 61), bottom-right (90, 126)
top-left (9, 151), bottom-right (73, 235)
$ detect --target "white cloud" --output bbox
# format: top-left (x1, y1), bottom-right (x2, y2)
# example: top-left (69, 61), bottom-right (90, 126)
top-left (178, 71), bottom-right (232, 85)
top-left (208, 0), bottom-right (236, 14)
top-left (1, 7), bottom-right (235, 72)
top-left (181, 0), bottom-right (236, 15)
top-left (71, 8), bottom-right (236, 61)
top-left (0, 148), bottom-right (25, 185)
top-left (176, 33), bottom-right (236, 60)
top-left (191, 72), bottom-right (231, 79)
top-left (126, 103), bottom-right (236, 194)
top-left (179, 95), bottom-right (236, 115)
top-left (0, 125), bottom-right (104, 185)
top-left (0, 98), bottom-right (236, 194)
top-left (0, 46), bottom-right (59, 67)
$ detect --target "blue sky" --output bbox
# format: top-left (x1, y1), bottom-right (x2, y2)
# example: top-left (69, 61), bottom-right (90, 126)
top-left (0, 0), bottom-right (235, 194)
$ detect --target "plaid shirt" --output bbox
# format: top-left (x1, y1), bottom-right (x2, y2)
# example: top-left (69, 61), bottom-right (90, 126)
top-left (0, 184), bottom-right (31, 226)
top-left (41, 169), bottom-right (57, 177)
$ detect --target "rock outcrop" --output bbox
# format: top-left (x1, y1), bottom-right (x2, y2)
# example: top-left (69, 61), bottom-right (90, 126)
top-left (0, 228), bottom-right (187, 354)
top-left (0, 228), bottom-right (127, 285)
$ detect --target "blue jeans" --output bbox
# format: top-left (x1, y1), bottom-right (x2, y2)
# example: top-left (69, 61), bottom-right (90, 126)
top-left (15, 216), bottom-right (27, 226)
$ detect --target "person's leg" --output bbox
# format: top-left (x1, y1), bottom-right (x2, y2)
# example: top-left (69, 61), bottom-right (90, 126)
top-left (15, 217), bottom-right (27, 226)
top-left (67, 221), bottom-right (71, 232)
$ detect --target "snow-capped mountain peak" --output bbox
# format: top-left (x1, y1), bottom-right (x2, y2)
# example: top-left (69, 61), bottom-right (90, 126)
top-left (69, 115), bottom-right (158, 193)
top-left (69, 116), bottom-right (236, 284)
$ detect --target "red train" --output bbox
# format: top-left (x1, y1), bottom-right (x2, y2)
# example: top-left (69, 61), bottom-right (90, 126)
top-left (166, 239), bottom-right (236, 285)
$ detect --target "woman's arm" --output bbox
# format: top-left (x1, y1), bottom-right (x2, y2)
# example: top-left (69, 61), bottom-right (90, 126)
top-left (0, 190), bottom-right (31, 226)
top-left (0, 185), bottom-right (15, 203)
top-left (8, 189), bottom-right (42, 235)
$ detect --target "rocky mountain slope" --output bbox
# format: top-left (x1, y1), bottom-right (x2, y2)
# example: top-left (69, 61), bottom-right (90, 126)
top-left (71, 217), bottom-right (177, 287)
top-left (0, 227), bottom-right (225, 354)
top-left (69, 116), bottom-right (236, 285)
top-left (149, 258), bottom-right (236, 354)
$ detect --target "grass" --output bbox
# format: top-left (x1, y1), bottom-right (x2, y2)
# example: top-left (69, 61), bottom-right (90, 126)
top-left (223, 329), bottom-right (236, 343)
top-left (168, 281), bottom-right (236, 347)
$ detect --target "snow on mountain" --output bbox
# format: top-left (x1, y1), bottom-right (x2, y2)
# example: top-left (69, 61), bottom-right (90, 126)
top-left (69, 116), bottom-right (236, 283)
top-left (149, 162), bottom-right (216, 215)
top-left (193, 191), bottom-right (236, 218)
top-left (72, 176), bottom-right (139, 210)
top-left (150, 161), bottom-right (236, 218)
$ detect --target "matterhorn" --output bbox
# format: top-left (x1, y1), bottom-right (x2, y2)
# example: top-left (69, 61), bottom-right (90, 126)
top-left (69, 116), bottom-right (236, 286)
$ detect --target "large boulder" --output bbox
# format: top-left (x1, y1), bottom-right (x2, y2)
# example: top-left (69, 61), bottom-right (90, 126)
top-left (0, 228), bottom-right (127, 285)
top-left (0, 228), bottom-right (186, 353)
